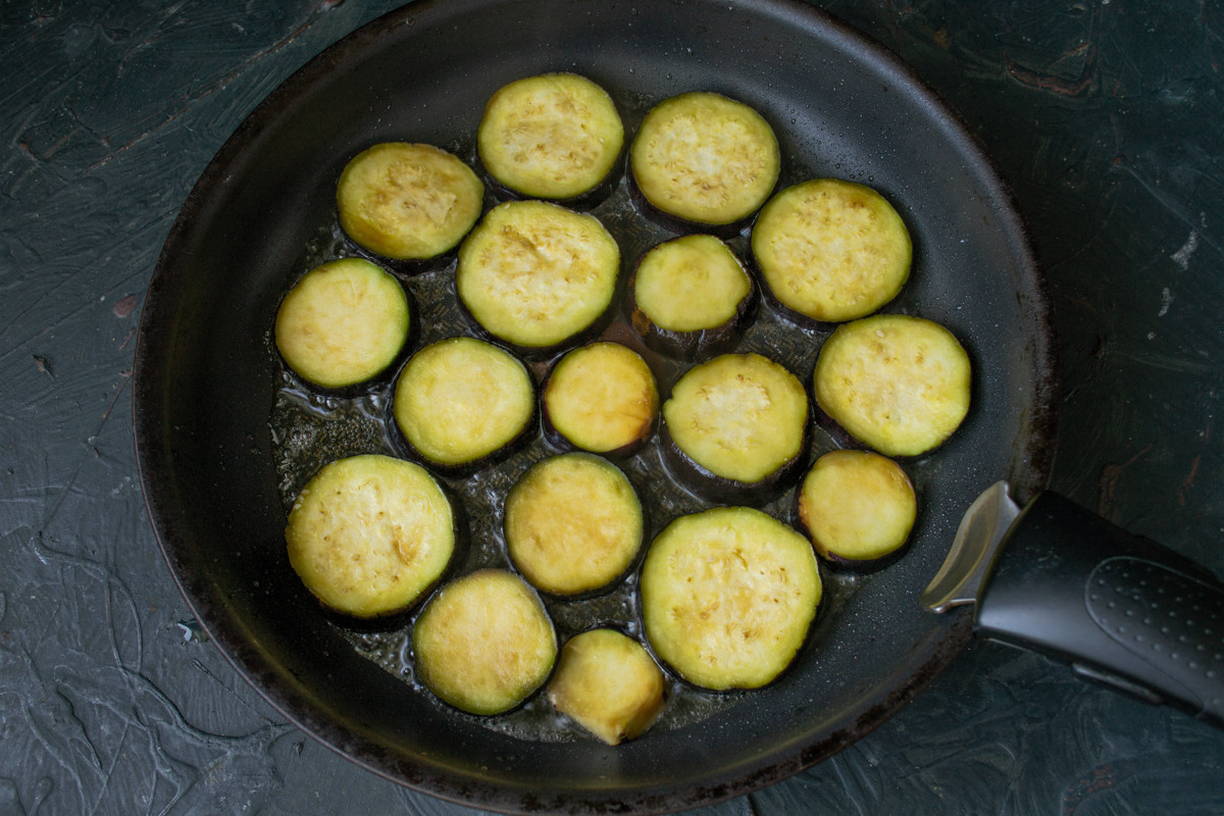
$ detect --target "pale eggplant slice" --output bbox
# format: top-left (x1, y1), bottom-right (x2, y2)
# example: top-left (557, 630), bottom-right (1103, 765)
top-left (392, 337), bottom-right (535, 471)
top-left (504, 452), bottom-right (644, 596)
top-left (662, 352), bottom-right (809, 501)
top-left (640, 506), bottom-right (822, 690)
top-left (274, 257), bottom-right (409, 389)
top-left (752, 178), bottom-right (911, 323)
top-left (797, 449), bottom-right (917, 565)
top-left (812, 314), bottom-right (972, 457)
top-left (478, 73), bottom-right (624, 200)
top-left (541, 342), bottom-right (658, 456)
top-left (413, 569), bottom-right (557, 715)
top-left (336, 142), bottom-right (484, 261)
top-left (628, 234), bottom-right (754, 360)
top-left (630, 91), bottom-right (780, 226)
top-left (548, 629), bottom-right (665, 745)
top-left (285, 454), bottom-right (455, 619)
top-left (456, 200), bottom-right (620, 352)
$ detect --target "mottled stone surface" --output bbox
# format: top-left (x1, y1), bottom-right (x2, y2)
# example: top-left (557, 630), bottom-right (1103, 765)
top-left (1, 1), bottom-right (1222, 814)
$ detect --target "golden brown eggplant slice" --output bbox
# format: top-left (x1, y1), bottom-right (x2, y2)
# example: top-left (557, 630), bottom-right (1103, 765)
top-left (336, 142), bottom-right (484, 261)
top-left (812, 314), bottom-right (971, 457)
top-left (285, 454), bottom-right (455, 619)
top-left (478, 72), bottom-right (624, 200)
top-left (640, 506), bottom-right (822, 690)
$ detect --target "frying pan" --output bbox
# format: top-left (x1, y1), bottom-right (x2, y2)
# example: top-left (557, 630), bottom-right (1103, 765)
top-left (133, 0), bottom-right (1056, 811)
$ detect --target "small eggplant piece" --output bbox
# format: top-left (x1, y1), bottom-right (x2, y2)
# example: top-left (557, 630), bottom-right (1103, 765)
top-left (640, 506), bottom-right (822, 691)
top-left (661, 352), bottom-right (809, 503)
top-left (285, 454), bottom-right (456, 619)
top-left (336, 142), bottom-right (484, 262)
top-left (630, 92), bottom-right (780, 226)
top-left (504, 452), bottom-right (644, 597)
top-left (627, 234), bottom-right (755, 361)
top-left (478, 73), bottom-right (624, 201)
top-left (547, 628), bottom-right (665, 745)
top-left (541, 342), bottom-right (658, 457)
top-left (413, 569), bottom-right (557, 715)
top-left (456, 200), bottom-right (620, 356)
top-left (391, 337), bottom-right (535, 473)
top-left (274, 257), bottom-right (410, 390)
top-left (812, 314), bottom-right (972, 457)
top-left (752, 178), bottom-right (911, 324)
top-left (796, 449), bottom-right (916, 567)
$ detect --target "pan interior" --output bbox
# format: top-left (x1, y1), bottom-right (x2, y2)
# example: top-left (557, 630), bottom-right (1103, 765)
top-left (134, 0), bottom-right (1053, 810)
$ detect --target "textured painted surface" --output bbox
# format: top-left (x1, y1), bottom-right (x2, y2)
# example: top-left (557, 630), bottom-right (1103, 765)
top-left (1, 1), bottom-right (1222, 815)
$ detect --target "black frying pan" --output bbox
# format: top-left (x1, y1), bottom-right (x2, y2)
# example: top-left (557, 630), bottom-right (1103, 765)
top-left (133, 0), bottom-right (1055, 812)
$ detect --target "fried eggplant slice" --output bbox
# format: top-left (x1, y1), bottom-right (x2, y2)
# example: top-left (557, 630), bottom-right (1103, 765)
top-left (630, 91), bottom-right (780, 225)
top-left (752, 178), bottom-right (911, 323)
top-left (504, 452), bottom-right (644, 596)
top-left (797, 449), bottom-right (917, 565)
top-left (456, 200), bottom-right (620, 351)
top-left (336, 142), bottom-right (484, 261)
top-left (628, 234), bottom-right (754, 360)
top-left (478, 72), bottom-right (624, 200)
top-left (541, 342), bottom-right (658, 456)
top-left (274, 257), bottom-right (409, 389)
top-left (813, 314), bottom-right (972, 456)
top-left (640, 506), bottom-right (822, 690)
top-left (285, 454), bottom-right (455, 619)
top-left (392, 337), bottom-right (534, 470)
top-left (413, 569), bottom-right (557, 715)
top-left (548, 629), bottom-right (665, 745)
top-left (662, 352), bottom-right (808, 500)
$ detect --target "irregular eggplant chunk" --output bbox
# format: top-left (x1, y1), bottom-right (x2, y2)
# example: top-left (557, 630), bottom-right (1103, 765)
top-left (630, 91), bottom-right (780, 225)
top-left (662, 352), bottom-right (808, 501)
top-left (456, 200), bottom-right (620, 352)
top-left (413, 569), bottom-right (557, 715)
top-left (336, 142), bottom-right (484, 261)
top-left (392, 337), bottom-right (534, 471)
top-left (274, 257), bottom-right (409, 389)
top-left (478, 72), bottom-right (624, 200)
top-left (548, 628), bottom-right (665, 745)
top-left (797, 449), bottom-right (916, 565)
top-left (752, 178), bottom-right (911, 323)
top-left (813, 314), bottom-right (971, 457)
top-left (285, 454), bottom-right (455, 619)
top-left (640, 506), bottom-right (822, 690)
top-left (541, 342), bottom-right (658, 456)
top-left (504, 452), bottom-right (644, 596)
top-left (628, 234), bottom-right (754, 360)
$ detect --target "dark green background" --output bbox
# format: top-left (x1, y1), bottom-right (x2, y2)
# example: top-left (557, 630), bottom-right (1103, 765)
top-left (1, 1), bottom-right (1221, 813)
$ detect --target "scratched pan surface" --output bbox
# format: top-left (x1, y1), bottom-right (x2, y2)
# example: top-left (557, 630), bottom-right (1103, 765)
top-left (133, 0), bottom-right (1055, 812)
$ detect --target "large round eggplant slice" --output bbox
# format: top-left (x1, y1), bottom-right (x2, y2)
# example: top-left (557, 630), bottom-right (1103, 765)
top-left (413, 569), bottom-right (557, 716)
top-left (456, 200), bottom-right (620, 352)
top-left (752, 178), bottom-right (911, 323)
top-left (504, 452), bottom-right (644, 596)
top-left (391, 337), bottom-right (534, 471)
top-left (628, 234), bottom-right (754, 360)
top-left (662, 352), bottom-right (808, 501)
top-left (336, 142), bottom-right (484, 261)
top-left (640, 506), bottom-right (822, 690)
top-left (285, 454), bottom-right (455, 619)
top-left (797, 449), bottom-right (917, 566)
top-left (541, 342), bottom-right (658, 456)
top-left (548, 628), bottom-right (666, 746)
top-left (630, 91), bottom-right (780, 226)
top-left (478, 73), bottom-right (624, 200)
top-left (274, 257), bottom-right (410, 389)
top-left (812, 314), bottom-right (972, 457)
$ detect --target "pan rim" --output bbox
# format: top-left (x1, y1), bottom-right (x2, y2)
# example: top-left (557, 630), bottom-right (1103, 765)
top-left (132, 0), bottom-right (1056, 812)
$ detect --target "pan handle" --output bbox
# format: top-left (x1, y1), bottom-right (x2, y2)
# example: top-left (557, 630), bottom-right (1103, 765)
top-left (974, 491), bottom-right (1224, 729)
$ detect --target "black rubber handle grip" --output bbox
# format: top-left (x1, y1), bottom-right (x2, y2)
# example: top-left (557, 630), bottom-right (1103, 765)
top-left (975, 491), bottom-right (1224, 728)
